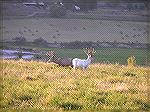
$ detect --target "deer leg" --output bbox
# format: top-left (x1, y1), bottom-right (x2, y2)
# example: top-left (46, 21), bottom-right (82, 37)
top-left (73, 66), bottom-right (76, 69)
top-left (71, 65), bottom-right (73, 68)
top-left (72, 66), bottom-right (76, 72)
top-left (83, 66), bottom-right (87, 70)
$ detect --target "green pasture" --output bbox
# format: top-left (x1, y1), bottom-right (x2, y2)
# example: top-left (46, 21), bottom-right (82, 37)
top-left (35, 47), bottom-right (148, 66)
top-left (3, 43), bottom-right (148, 66)
top-left (51, 48), bottom-right (148, 66)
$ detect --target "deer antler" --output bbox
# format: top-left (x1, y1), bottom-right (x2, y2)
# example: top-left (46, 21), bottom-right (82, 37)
top-left (92, 48), bottom-right (96, 54)
top-left (47, 51), bottom-right (55, 56)
top-left (83, 48), bottom-right (88, 55)
top-left (87, 47), bottom-right (96, 55)
top-left (83, 47), bottom-right (96, 56)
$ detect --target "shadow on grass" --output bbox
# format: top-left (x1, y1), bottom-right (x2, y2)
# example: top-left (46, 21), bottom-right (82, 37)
top-left (58, 102), bottom-right (82, 110)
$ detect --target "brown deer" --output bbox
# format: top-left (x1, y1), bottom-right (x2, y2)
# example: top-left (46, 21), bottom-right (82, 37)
top-left (46, 51), bottom-right (73, 67)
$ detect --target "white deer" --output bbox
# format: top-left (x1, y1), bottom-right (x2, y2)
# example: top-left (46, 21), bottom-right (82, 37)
top-left (72, 48), bottom-right (96, 69)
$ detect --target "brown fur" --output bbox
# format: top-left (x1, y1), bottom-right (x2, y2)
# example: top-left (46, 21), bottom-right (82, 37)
top-left (47, 51), bottom-right (73, 67)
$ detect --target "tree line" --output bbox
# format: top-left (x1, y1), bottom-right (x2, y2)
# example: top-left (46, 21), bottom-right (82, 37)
top-left (12, 36), bottom-right (148, 49)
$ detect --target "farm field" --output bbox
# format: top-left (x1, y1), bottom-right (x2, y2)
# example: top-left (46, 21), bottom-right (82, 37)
top-left (1, 18), bottom-right (149, 43)
top-left (0, 60), bottom-right (149, 111)
top-left (1, 15), bottom-right (149, 66)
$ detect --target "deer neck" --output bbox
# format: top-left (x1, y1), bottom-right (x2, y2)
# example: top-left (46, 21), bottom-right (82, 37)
top-left (86, 55), bottom-right (92, 63)
top-left (50, 55), bottom-right (59, 62)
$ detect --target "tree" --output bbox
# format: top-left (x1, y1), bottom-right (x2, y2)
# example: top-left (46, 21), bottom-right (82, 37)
top-left (12, 36), bottom-right (26, 45)
top-left (33, 37), bottom-right (48, 46)
top-left (0, 0), bottom-right (26, 2)
top-left (50, 3), bottom-right (67, 17)
top-left (76, 0), bottom-right (97, 11)
top-left (100, 0), bottom-right (149, 9)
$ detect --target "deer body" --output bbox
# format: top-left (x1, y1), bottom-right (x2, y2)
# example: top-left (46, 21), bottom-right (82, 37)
top-left (51, 57), bottom-right (73, 67)
top-left (72, 56), bottom-right (92, 69)
top-left (47, 51), bottom-right (73, 67)
top-left (72, 48), bottom-right (95, 69)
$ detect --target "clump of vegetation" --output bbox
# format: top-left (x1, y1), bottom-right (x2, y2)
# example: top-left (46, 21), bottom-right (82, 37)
top-left (0, 60), bottom-right (149, 111)
top-left (50, 3), bottom-right (66, 17)
top-left (127, 56), bottom-right (136, 67)
top-left (123, 72), bottom-right (137, 77)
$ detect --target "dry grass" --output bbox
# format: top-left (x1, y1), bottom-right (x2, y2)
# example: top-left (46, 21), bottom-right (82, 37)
top-left (0, 59), bottom-right (150, 111)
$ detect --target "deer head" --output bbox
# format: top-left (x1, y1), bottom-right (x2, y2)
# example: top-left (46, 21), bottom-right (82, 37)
top-left (83, 47), bottom-right (96, 57)
top-left (46, 51), bottom-right (56, 61)
top-left (47, 51), bottom-right (55, 56)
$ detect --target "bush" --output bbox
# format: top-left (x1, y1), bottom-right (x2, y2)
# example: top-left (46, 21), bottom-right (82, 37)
top-left (12, 36), bottom-right (26, 45)
top-left (50, 4), bottom-right (66, 17)
top-left (33, 37), bottom-right (48, 46)
top-left (127, 56), bottom-right (136, 67)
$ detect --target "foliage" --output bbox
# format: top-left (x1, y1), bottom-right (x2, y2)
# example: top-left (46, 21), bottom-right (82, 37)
top-left (50, 3), bottom-right (67, 17)
top-left (127, 56), bottom-right (136, 67)
top-left (33, 37), bottom-right (48, 46)
top-left (61, 41), bottom-right (94, 49)
top-left (0, 60), bottom-right (149, 111)
top-left (12, 36), bottom-right (26, 45)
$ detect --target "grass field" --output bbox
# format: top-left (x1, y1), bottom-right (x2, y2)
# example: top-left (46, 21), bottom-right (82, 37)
top-left (0, 59), bottom-right (149, 111)
top-left (47, 48), bottom-right (148, 66)
top-left (1, 18), bottom-right (148, 43)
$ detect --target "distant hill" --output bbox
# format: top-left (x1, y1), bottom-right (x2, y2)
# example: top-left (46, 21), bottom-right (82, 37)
top-left (2, 18), bottom-right (148, 44)
top-left (1, 2), bottom-right (149, 44)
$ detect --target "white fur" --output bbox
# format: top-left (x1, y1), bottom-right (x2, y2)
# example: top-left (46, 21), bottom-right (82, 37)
top-left (72, 55), bottom-right (92, 69)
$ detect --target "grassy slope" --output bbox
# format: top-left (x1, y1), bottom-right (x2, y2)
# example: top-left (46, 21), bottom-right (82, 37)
top-left (2, 18), bottom-right (148, 43)
top-left (0, 60), bottom-right (150, 112)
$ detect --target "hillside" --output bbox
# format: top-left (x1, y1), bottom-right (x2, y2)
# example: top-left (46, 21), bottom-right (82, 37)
top-left (1, 1), bottom-right (149, 44)
top-left (2, 18), bottom-right (148, 44)
top-left (0, 60), bottom-right (149, 111)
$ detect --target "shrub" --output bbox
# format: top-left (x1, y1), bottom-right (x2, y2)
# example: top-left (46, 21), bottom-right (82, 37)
top-left (50, 4), bottom-right (66, 17)
top-left (12, 36), bottom-right (26, 45)
top-left (127, 56), bottom-right (136, 67)
top-left (33, 37), bottom-right (48, 46)
top-left (123, 72), bottom-right (136, 77)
